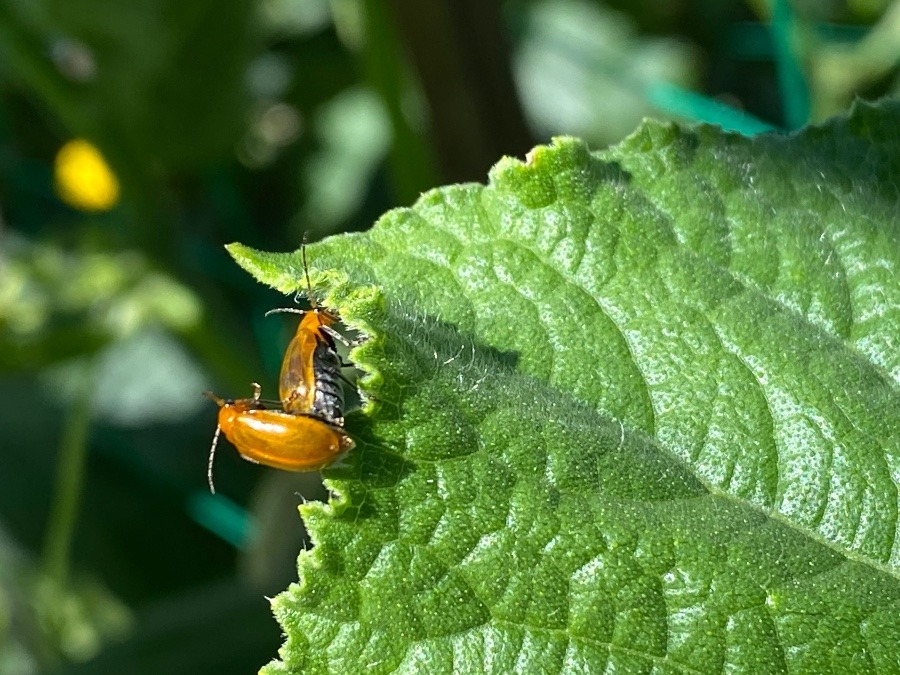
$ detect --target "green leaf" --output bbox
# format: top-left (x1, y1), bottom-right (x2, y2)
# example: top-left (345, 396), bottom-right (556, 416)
top-left (229, 99), bottom-right (900, 674)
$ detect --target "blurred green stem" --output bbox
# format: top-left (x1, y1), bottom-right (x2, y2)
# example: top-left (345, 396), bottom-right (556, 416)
top-left (769, 0), bottom-right (811, 128)
top-left (42, 361), bottom-right (95, 587)
top-left (358, 0), bottom-right (437, 204)
top-left (809, 0), bottom-right (900, 118)
top-left (379, 0), bottom-right (534, 182)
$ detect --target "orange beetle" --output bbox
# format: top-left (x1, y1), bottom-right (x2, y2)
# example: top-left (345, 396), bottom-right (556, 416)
top-left (266, 243), bottom-right (348, 424)
top-left (204, 384), bottom-right (354, 493)
top-left (268, 306), bottom-right (345, 422)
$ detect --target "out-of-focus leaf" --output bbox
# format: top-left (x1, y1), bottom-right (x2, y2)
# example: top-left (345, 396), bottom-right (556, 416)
top-left (40, 328), bottom-right (210, 427)
top-left (293, 86), bottom-right (391, 238)
top-left (514, 0), bottom-right (700, 145)
top-left (0, 525), bottom-right (131, 674)
top-left (0, 235), bottom-right (202, 371)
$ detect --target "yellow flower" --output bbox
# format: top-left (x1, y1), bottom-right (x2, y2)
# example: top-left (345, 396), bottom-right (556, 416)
top-left (54, 139), bottom-right (120, 211)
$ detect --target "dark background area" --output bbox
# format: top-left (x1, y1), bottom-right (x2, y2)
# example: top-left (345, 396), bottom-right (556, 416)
top-left (0, 0), bottom-right (896, 672)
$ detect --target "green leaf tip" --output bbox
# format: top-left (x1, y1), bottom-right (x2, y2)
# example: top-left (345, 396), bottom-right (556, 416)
top-left (226, 238), bottom-right (386, 344)
top-left (231, 100), bottom-right (899, 674)
top-left (226, 242), bottom-right (331, 296)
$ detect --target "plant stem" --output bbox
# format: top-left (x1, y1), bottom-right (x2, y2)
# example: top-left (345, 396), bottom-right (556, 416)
top-left (769, 0), bottom-right (811, 128)
top-left (382, 0), bottom-right (534, 182)
top-left (42, 362), bottom-right (95, 587)
top-left (359, 0), bottom-right (438, 205)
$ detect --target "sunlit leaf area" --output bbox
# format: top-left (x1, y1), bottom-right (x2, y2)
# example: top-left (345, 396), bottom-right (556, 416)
top-left (0, 1), bottom-right (896, 673)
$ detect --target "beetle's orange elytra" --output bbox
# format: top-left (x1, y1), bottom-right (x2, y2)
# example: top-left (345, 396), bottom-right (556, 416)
top-left (204, 383), bottom-right (354, 493)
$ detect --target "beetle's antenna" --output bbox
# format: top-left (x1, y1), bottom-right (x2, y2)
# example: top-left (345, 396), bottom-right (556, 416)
top-left (264, 307), bottom-right (305, 317)
top-left (207, 425), bottom-right (221, 494)
top-left (301, 234), bottom-right (317, 310)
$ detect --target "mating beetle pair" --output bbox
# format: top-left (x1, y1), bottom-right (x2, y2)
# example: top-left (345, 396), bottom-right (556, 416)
top-left (204, 247), bottom-right (357, 493)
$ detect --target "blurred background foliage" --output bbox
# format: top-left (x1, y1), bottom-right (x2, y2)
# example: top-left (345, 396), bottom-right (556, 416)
top-left (0, 0), bottom-right (896, 672)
